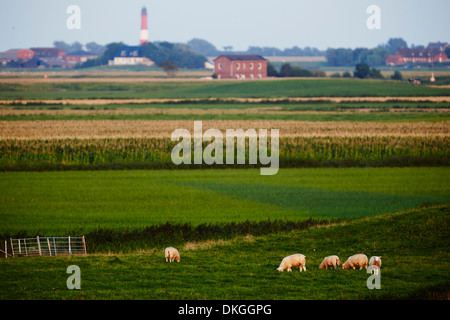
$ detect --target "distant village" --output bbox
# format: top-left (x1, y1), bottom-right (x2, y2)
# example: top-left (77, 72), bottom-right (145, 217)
top-left (0, 5), bottom-right (448, 71)
top-left (0, 41), bottom-right (448, 71)
top-left (0, 47), bottom-right (98, 69)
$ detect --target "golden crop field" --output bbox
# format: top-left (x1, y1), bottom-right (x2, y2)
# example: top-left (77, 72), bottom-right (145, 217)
top-left (1, 119), bottom-right (448, 140)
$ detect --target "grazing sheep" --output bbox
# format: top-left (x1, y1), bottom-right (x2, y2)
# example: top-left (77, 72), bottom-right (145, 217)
top-left (369, 256), bottom-right (382, 274)
top-left (165, 247), bottom-right (180, 263)
top-left (277, 254), bottom-right (306, 272)
top-left (319, 255), bottom-right (340, 270)
top-left (342, 254), bottom-right (368, 270)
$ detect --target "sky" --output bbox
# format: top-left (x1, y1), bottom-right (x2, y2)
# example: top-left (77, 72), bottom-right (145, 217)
top-left (0, 0), bottom-right (449, 52)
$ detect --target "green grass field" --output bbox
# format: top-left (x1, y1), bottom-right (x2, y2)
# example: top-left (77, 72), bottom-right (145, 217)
top-left (1, 78), bottom-right (449, 100)
top-left (0, 204), bottom-right (448, 300)
top-left (1, 168), bottom-right (448, 238)
top-left (2, 110), bottom-right (449, 122)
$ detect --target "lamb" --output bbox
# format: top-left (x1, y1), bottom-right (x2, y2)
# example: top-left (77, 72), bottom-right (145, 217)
top-left (165, 247), bottom-right (181, 263)
top-left (277, 254), bottom-right (306, 272)
top-left (342, 254), bottom-right (368, 270)
top-left (369, 256), bottom-right (382, 274)
top-left (319, 255), bottom-right (340, 270)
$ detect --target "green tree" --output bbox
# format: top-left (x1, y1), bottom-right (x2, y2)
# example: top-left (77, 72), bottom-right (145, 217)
top-left (445, 47), bottom-right (450, 59)
top-left (279, 63), bottom-right (293, 77)
top-left (291, 66), bottom-right (313, 77)
top-left (85, 42), bottom-right (106, 55)
top-left (158, 60), bottom-right (179, 77)
top-left (187, 38), bottom-right (219, 56)
top-left (366, 48), bottom-right (390, 66)
top-left (354, 63), bottom-right (370, 79)
top-left (391, 70), bottom-right (403, 81)
top-left (342, 71), bottom-right (352, 78)
top-left (77, 42), bottom-right (124, 68)
top-left (385, 38), bottom-right (408, 54)
top-left (267, 63), bottom-right (278, 77)
top-left (369, 68), bottom-right (384, 79)
top-left (326, 48), bottom-right (353, 66)
top-left (141, 42), bottom-right (168, 65)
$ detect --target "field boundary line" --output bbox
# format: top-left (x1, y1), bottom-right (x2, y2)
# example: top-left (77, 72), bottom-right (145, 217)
top-left (2, 96), bottom-right (450, 106)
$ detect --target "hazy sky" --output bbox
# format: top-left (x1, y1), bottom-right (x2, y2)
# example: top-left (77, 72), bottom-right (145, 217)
top-left (1, 0), bottom-right (449, 52)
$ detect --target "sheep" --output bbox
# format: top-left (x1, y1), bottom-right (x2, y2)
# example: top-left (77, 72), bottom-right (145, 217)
top-left (165, 247), bottom-right (180, 263)
top-left (319, 255), bottom-right (340, 270)
top-left (369, 256), bottom-right (382, 275)
top-left (342, 254), bottom-right (368, 270)
top-left (277, 254), bottom-right (306, 272)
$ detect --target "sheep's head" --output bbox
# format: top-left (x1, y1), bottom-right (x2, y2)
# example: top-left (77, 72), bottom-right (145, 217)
top-left (176, 257), bottom-right (181, 262)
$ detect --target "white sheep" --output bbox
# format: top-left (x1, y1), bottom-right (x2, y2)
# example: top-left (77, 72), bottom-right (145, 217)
top-left (165, 247), bottom-right (180, 263)
top-left (319, 255), bottom-right (340, 270)
top-left (277, 254), bottom-right (306, 272)
top-left (369, 256), bottom-right (382, 274)
top-left (342, 254), bottom-right (368, 270)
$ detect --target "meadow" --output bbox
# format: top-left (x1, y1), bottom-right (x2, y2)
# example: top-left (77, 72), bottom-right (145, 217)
top-left (1, 168), bottom-right (449, 252)
top-left (0, 204), bottom-right (448, 300)
top-left (1, 78), bottom-right (450, 100)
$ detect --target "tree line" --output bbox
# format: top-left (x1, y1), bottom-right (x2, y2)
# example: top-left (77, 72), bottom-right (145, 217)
top-left (75, 41), bottom-right (206, 70)
top-left (187, 38), bottom-right (325, 57)
top-left (187, 37), bottom-right (417, 68)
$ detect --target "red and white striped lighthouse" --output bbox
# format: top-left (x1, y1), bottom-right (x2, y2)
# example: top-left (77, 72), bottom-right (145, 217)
top-left (140, 7), bottom-right (149, 45)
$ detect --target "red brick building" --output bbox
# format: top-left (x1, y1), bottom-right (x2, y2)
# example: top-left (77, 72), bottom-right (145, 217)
top-left (17, 49), bottom-right (35, 60)
top-left (213, 55), bottom-right (267, 79)
top-left (64, 51), bottom-right (99, 66)
top-left (30, 47), bottom-right (66, 59)
top-left (0, 49), bottom-right (34, 65)
top-left (386, 43), bottom-right (449, 66)
top-left (30, 47), bottom-right (68, 68)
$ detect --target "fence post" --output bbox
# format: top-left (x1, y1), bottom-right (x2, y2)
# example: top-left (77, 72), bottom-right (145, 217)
top-left (53, 238), bottom-right (57, 256)
top-left (47, 238), bottom-right (52, 256)
top-left (18, 239), bottom-right (22, 255)
top-left (10, 238), bottom-right (14, 257)
top-left (68, 236), bottom-right (72, 255)
top-left (37, 236), bottom-right (42, 256)
top-left (4, 241), bottom-right (7, 259)
top-left (82, 236), bottom-right (87, 255)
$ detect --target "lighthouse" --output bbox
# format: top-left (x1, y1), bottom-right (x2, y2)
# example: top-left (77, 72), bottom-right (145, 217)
top-left (140, 7), bottom-right (149, 45)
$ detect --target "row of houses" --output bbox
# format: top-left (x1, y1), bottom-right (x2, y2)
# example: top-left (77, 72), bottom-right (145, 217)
top-left (1, 44), bottom-right (269, 79)
top-left (108, 46), bottom-right (269, 79)
top-left (0, 47), bottom-right (98, 68)
top-left (0, 46), bottom-right (155, 69)
top-left (386, 42), bottom-right (449, 66)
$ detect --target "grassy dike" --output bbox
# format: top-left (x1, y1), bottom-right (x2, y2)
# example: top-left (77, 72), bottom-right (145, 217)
top-left (0, 204), bottom-right (448, 300)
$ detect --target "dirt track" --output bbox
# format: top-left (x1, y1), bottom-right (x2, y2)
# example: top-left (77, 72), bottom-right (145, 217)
top-left (1, 96), bottom-right (450, 106)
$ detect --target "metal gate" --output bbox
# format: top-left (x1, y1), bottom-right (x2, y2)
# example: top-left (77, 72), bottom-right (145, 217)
top-left (2, 236), bottom-right (87, 257)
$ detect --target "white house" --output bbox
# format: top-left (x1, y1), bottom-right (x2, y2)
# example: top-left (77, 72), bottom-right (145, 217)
top-left (109, 46), bottom-right (154, 66)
